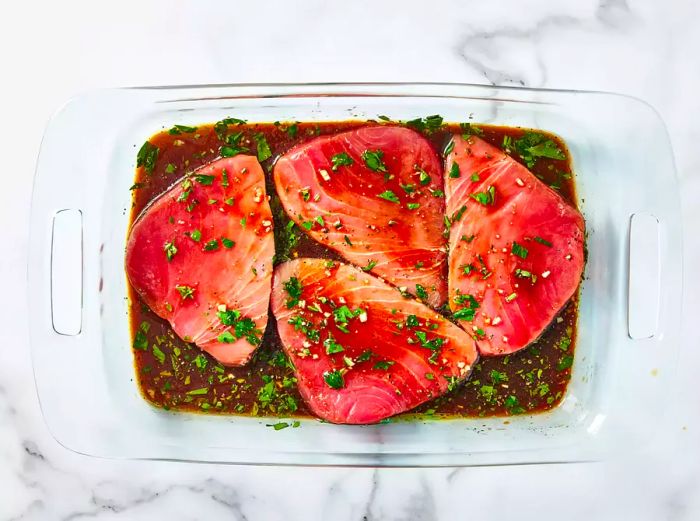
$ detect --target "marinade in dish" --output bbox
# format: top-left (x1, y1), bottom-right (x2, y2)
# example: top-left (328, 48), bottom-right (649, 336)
top-left (128, 118), bottom-right (580, 420)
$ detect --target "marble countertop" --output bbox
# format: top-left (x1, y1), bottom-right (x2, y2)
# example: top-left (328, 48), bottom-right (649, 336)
top-left (1, 0), bottom-right (698, 519)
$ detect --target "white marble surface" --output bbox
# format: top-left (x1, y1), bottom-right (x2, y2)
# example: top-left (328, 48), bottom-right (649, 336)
top-left (1, 0), bottom-right (698, 519)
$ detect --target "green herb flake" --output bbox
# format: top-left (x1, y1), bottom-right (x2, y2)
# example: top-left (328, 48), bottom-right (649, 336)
top-left (460, 122), bottom-right (484, 137)
top-left (164, 242), bottom-right (177, 261)
top-left (136, 141), bottom-right (159, 174)
top-left (186, 387), bottom-right (209, 396)
top-left (254, 133), bottom-right (272, 162)
top-left (511, 241), bottom-right (529, 259)
top-left (534, 236), bottom-right (553, 247)
top-left (362, 150), bottom-right (388, 173)
top-left (377, 190), bottom-right (400, 203)
top-left (373, 361), bottom-right (395, 370)
top-left (168, 124), bottom-right (197, 135)
top-left (152, 344), bottom-right (165, 364)
top-left (406, 202), bottom-right (420, 210)
top-left (331, 152), bottom-right (354, 171)
top-left (405, 114), bottom-right (443, 134)
top-left (356, 350), bottom-right (373, 362)
top-left (133, 322), bottom-right (149, 350)
top-left (324, 335), bottom-right (345, 354)
top-left (444, 139), bottom-right (455, 156)
top-left (557, 354), bottom-right (574, 371)
top-left (213, 117), bottom-right (246, 139)
top-left (361, 259), bottom-right (377, 272)
top-left (514, 131), bottom-right (566, 168)
top-left (165, 163), bottom-right (177, 174)
top-left (415, 284), bottom-right (428, 301)
top-left (203, 239), bottom-right (220, 251)
top-left (195, 174), bottom-right (215, 185)
top-left (470, 185), bottom-right (496, 206)
top-left (323, 370), bottom-right (345, 389)
top-left (449, 163), bottom-right (460, 178)
top-left (175, 285), bottom-right (195, 300)
top-left (283, 277), bottom-right (302, 308)
top-left (220, 145), bottom-right (249, 157)
top-left (417, 167), bottom-right (431, 185)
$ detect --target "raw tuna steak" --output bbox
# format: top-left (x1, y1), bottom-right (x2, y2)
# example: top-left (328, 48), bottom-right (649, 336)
top-left (273, 126), bottom-right (447, 308)
top-left (126, 156), bottom-right (274, 366)
top-left (271, 258), bottom-right (479, 424)
top-left (444, 135), bottom-right (584, 356)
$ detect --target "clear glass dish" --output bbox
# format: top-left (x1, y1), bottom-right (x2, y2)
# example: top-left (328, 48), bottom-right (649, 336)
top-left (28, 83), bottom-right (682, 466)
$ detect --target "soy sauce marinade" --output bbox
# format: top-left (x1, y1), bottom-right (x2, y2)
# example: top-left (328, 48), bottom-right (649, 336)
top-left (128, 117), bottom-right (580, 420)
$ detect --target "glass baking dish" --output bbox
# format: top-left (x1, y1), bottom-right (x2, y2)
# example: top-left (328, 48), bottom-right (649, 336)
top-left (28, 83), bottom-right (682, 466)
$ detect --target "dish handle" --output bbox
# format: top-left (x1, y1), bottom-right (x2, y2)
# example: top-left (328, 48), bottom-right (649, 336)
top-left (50, 209), bottom-right (83, 336)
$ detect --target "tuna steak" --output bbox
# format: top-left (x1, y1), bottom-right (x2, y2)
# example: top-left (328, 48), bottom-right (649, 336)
top-left (444, 135), bottom-right (584, 356)
top-left (271, 258), bottom-right (479, 424)
top-left (126, 156), bottom-right (274, 366)
top-left (273, 126), bottom-right (447, 308)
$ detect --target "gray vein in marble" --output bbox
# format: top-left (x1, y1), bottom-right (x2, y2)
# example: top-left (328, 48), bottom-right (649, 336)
top-left (360, 469), bottom-right (379, 521)
top-left (454, 0), bottom-right (635, 89)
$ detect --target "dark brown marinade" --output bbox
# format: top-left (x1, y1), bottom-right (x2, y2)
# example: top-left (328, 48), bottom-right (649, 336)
top-left (128, 118), bottom-right (580, 420)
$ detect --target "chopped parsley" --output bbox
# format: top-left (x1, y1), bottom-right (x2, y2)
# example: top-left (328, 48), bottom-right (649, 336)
top-left (373, 361), bottom-right (395, 370)
top-left (133, 321), bottom-right (149, 350)
top-left (168, 124), bottom-right (198, 135)
top-left (415, 284), bottom-right (428, 301)
top-left (557, 354), bottom-right (574, 371)
top-left (362, 149), bottom-right (388, 173)
top-left (203, 239), bottom-right (220, 251)
top-left (356, 350), bottom-right (373, 362)
top-left (490, 370), bottom-right (508, 384)
top-left (188, 229), bottom-right (201, 242)
top-left (217, 308), bottom-right (262, 346)
top-left (283, 277), bottom-right (302, 308)
top-left (513, 131), bottom-right (565, 168)
top-left (213, 117), bottom-right (246, 140)
top-left (406, 202), bottom-right (420, 210)
top-left (323, 370), bottom-right (344, 389)
top-left (511, 241), bottom-right (529, 259)
top-left (164, 241), bottom-right (177, 261)
top-left (405, 114), bottom-right (443, 134)
top-left (361, 259), bottom-right (377, 272)
top-left (449, 163), bottom-right (460, 178)
top-left (136, 141), bottom-right (159, 174)
top-left (324, 335), bottom-right (345, 354)
top-left (460, 122), bottom-right (484, 137)
top-left (222, 238), bottom-right (235, 249)
top-left (534, 236), bottom-right (553, 247)
top-left (254, 133), bottom-right (272, 162)
top-left (220, 145), bottom-right (249, 157)
top-left (504, 395), bottom-right (525, 414)
top-left (195, 174), bottom-right (215, 185)
top-left (165, 163), bottom-right (177, 174)
top-left (286, 123), bottom-right (299, 138)
top-left (331, 152), bottom-right (354, 170)
top-left (416, 167), bottom-right (431, 185)
top-left (470, 185), bottom-right (496, 205)
top-left (175, 285), bottom-right (195, 300)
top-left (377, 190), bottom-right (400, 203)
